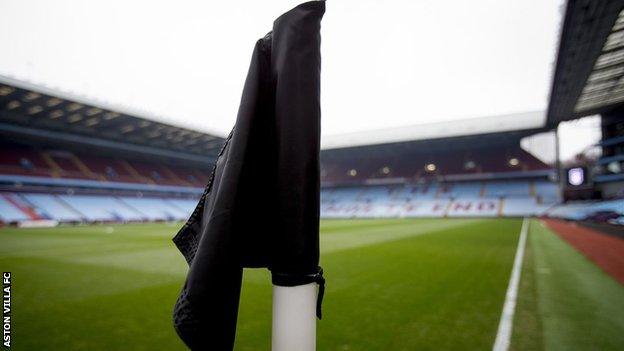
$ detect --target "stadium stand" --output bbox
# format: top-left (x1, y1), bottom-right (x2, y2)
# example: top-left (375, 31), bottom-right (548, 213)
top-left (320, 180), bottom-right (560, 218)
top-left (545, 199), bottom-right (624, 223)
top-left (321, 147), bottom-right (548, 185)
top-left (21, 193), bottom-right (83, 222)
top-left (0, 110), bottom-right (564, 223)
top-left (0, 141), bottom-right (212, 187)
top-left (0, 76), bottom-right (618, 226)
top-left (57, 195), bottom-right (141, 222)
top-left (437, 182), bottom-right (482, 198)
top-left (445, 198), bottom-right (501, 217)
top-left (118, 196), bottom-right (189, 221)
top-left (0, 145), bottom-right (52, 177)
top-left (0, 194), bottom-right (33, 222)
top-left (80, 156), bottom-right (140, 183)
top-left (318, 119), bottom-right (562, 219)
top-left (483, 181), bottom-right (530, 197)
top-left (0, 192), bottom-right (197, 224)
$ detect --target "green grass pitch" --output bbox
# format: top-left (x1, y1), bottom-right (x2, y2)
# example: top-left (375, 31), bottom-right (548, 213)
top-left (1, 218), bottom-right (623, 350)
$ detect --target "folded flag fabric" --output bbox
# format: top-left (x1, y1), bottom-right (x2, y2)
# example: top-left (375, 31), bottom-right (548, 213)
top-left (172, 1), bottom-right (326, 349)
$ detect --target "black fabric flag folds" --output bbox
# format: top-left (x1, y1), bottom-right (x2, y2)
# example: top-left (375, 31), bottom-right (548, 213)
top-left (172, 1), bottom-right (325, 350)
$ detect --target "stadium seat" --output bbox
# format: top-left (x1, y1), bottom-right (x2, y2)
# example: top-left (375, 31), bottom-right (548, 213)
top-left (21, 193), bottom-right (84, 222)
top-left (58, 195), bottom-right (143, 222)
top-left (0, 195), bottom-right (31, 222)
top-left (117, 197), bottom-right (187, 221)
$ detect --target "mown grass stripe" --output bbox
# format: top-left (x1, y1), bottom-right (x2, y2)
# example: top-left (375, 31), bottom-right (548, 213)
top-left (322, 218), bottom-right (485, 254)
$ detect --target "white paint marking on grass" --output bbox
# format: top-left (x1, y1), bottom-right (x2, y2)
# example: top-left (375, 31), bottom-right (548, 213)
top-left (492, 217), bottom-right (529, 351)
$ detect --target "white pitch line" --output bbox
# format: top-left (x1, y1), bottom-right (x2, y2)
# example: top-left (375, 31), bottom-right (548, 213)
top-left (492, 217), bottom-right (529, 351)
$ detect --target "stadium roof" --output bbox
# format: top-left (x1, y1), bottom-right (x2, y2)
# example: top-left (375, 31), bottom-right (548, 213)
top-left (0, 75), bottom-right (225, 164)
top-left (1, 74), bottom-right (548, 161)
top-left (547, 0), bottom-right (624, 125)
top-left (321, 111), bottom-right (546, 150)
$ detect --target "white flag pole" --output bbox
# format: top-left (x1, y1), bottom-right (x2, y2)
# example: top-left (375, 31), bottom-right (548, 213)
top-left (271, 282), bottom-right (318, 351)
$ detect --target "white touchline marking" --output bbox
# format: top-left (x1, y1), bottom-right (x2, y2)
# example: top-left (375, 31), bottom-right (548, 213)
top-left (492, 217), bottom-right (529, 351)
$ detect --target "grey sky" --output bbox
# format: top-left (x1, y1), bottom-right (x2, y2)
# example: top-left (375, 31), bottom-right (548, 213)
top-left (1, 0), bottom-right (596, 160)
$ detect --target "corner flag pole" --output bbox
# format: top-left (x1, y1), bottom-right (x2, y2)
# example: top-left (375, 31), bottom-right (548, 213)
top-left (172, 1), bottom-right (325, 349)
top-left (272, 283), bottom-right (318, 351)
top-left (271, 1), bottom-right (325, 351)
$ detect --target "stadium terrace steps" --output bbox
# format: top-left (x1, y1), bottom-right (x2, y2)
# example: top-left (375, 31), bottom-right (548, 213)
top-left (118, 160), bottom-right (155, 184)
top-left (0, 181), bottom-right (564, 224)
top-left (1, 185), bottom-right (620, 224)
top-left (322, 197), bottom-right (534, 218)
top-left (321, 181), bottom-right (560, 218)
top-left (57, 195), bottom-right (142, 221)
top-left (545, 199), bottom-right (624, 224)
top-left (321, 145), bottom-right (551, 185)
top-left (1, 193), bottom-right (47, 220)
top-left (159, 165), bottom-right (192, 186)
top-left (22, 193), bottom-right (84, 221)
top-left (446, 198), bottom-right (502, 217)
top-left (79, 156), bottom-right (142, 183)
top-left (483, 181), bottom-right (530, 197)
top-left (0, 192), bottom-right (197, 224)
top-left (0, 194), bottom-right (32, 222)
top-left (0, 144), bottom-right (211, 187)
top-left (116, 196), bottom-right (193, 221)
top-left (437, 182), bottom-right (482, 198)
top-left (40, 151), bottom-right (62, 178)
top-left (69, 154), bottom-right (103, 180)
top-left (321, 182), bottom-right (622, 221)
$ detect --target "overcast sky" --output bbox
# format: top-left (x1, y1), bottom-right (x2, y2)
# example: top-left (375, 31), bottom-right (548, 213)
top-left (0, 0), bottom-right (599, 159)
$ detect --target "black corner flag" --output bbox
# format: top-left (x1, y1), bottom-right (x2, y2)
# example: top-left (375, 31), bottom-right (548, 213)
top-left (172, 1), bottom-right (325, 349)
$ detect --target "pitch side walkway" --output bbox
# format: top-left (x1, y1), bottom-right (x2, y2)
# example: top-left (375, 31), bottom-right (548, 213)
top-left (543, 218), bottom-right (624, 285)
